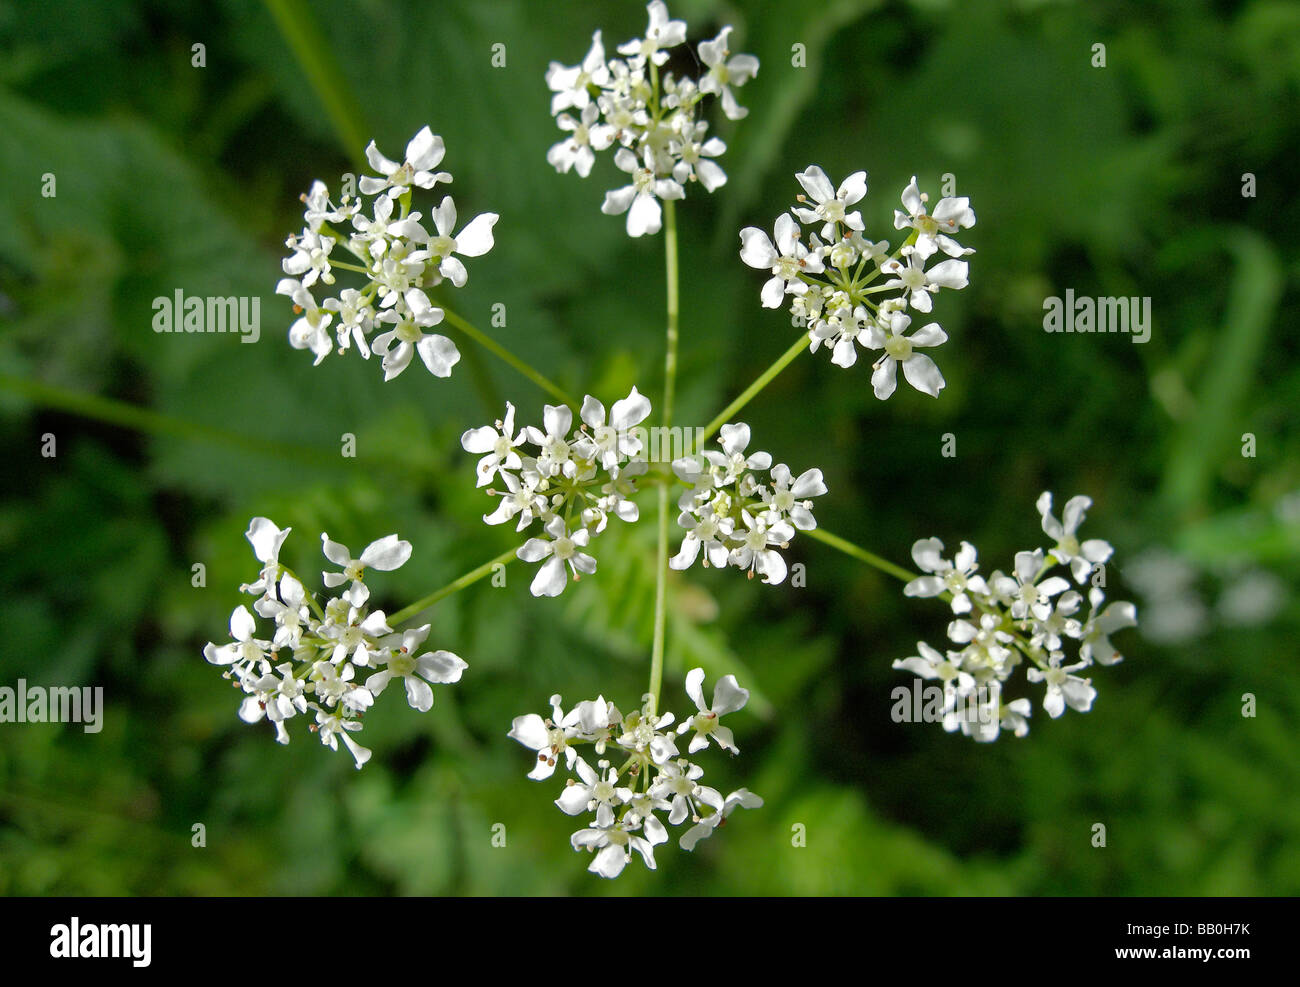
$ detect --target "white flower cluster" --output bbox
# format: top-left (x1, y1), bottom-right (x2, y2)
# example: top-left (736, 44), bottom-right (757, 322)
top-left (461, 388), bottom-right (653, 597)
top-left (669, 423), bottom-right (826, 585)
top-left (740, 171), bottom-right (976, 399)
top-left (545, 0), bottom-right (758, 237)
top-left (203, 518), bottom-right (466, 768)
top-left (509, 667), bottom-right (761, 878)
top-left (277, 126), bottom-right (498, 381)
top-left (893, 492), bottom-right (1137, 741)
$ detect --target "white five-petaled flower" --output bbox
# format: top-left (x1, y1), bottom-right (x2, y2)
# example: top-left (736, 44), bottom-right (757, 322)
top-left (425, 196), bottom-right (499, 287)
top-left (518, 516), bottom-right (597, 597)
top-left (546, 31), bottom-right (611, 114)
top-left (677, 667), bottom-right (749, 754)
top-left (364, 624), bottom-right (466, 713)
top-left (881, 252), bottom-right (969, 313)
top-left (313, 708), bottom-right (372, 769)
top-left (371, 287), bottom-right (460, 381)
top-left (1026, 653), bottom-right (1097, 718)
top-left (894, 176), bottom-right (976, 261)
top-left (601, 146), bottom-right (685, 237)
top-left (680, 789), bottom-right (763, 851)
top-left (461, 402), bottom-right (525, 487)
top-left (548, 103), bottom-right (616, 177)
top-left (617, 0), bottom-right (687, 66)
top-left (864, 310), bottom-right (948, 399)
top-left (1005, 548), bottom-right (1073, 622)
top-left (321, 532), bottom-right (413, 606)
top-left (578, 386), bottom-right (652, 471)
top-left (904, 538), bottom-right (989, 614)
top-left (697, 26), bottom-right (759, 120)
top-left (739, 213), bottom-right (825, 308)
top-left (570, 820), bottom-right (658, 878)
top-left (359, 125), bottom-right (452, 198)
top-left (1037, 492), bottom-right (1115, 583)
top-left (793, 165), bottom-right (867, 240)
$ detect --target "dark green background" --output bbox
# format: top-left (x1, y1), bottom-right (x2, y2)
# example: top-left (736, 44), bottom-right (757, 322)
top-left (0, 0), bottom-right (1296, 895)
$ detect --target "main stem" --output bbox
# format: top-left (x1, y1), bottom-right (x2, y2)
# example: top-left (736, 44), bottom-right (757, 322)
top-left (648, 200), bottom-right (680, 714)
top-left (388, 546), bottom-right (517, 625)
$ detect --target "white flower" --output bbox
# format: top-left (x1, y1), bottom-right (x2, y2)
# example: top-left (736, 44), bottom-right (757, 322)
top-left (364, 624), bottom-right (466, 712)
top-left (323, 288), bottom-right (375, 357)
top-left (602, 146), bottom-right (685, 237)
top-left (461, 402), bottom-right (525, 487)
top-left (680, 789), bottom-right (762, 851)
top-left (241, 517), bottom-right (291, 597)
top-left (730, 511), bottom-right (796, 585)
top-left (525, 402), bottom-right (577, 478)
top-left (739, 213), bottom-right (825, 308)
top-left (864, 311), bottom-right (948, 399)
top-left (1078, 593), bottom-right (1137, 666)
top-left (892, 641), bottom-right (976, 731)
top-left (792, 165), bottom-right (867, 240)
top-left (426, 196), bottom-right (498, 287)
top-left (282, 229), bottom-right (336, 288)
top-left (518, 516), bottom-right (597, 597)
top-left (371, 287), bottom-right (460, 380)
top-left (359, 126), bottom-right (451, 197)
top-left (903, 538), bottom-right (988, 614)
top-left (548, 103), bottom-right (616, 177)
top-left (760, 464), bottom-right (826, 530)
top-left (894, 176), bottom-right (976, 261)
top-left (1006, 549), bottom-right (1072, 622)
top-left (671, 126), bottom-right (728, 192)
top-left (320, 532), bottom-right (413, 605)
top-left (482, 469), bottom-right (547, 529)
top-left (508, 693), bottom-right (606, 780)
top-left (1037, 492), bottom-right (1114, 583)
top-left (313, 708), bottom-right (371, 769)
top-left (677, 667), bottom-right (749, 754)
top-left (547, 31), bottom-right (611, 114)
top-left (617, 1), bottom-right (687, 67)
top-left (556, 757), bottom-right (630, 828)
top-left (277, 278), bottom-right (334, 365)
top-left (578, 386), bottom-right (652, 470)
top-left (697, 26), bottom-right (759, 120)
top-left (1026, 653), bottom-right (1097, 718)
top-left (881, 252), bottom-right (968, 313)
top-left (571, 820), bottom-right (657, 878)
top-left (649, 759), bottom-right (721, 824)
top-left (203, 605), bottom-right (270, 667)
top-left (1000, 697), bottom-right (1033, 738)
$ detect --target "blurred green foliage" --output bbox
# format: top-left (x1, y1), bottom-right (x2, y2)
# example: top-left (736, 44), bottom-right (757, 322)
top-left (0, 0), bottom-right (1297, 895)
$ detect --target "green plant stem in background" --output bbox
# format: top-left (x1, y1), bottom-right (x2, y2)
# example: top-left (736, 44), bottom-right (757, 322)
top-left (262, 0), bottom-right (369, 158)
top-left (0, 373), bottom-right (352, 470)
top-left (648, 201), bottom-right (682, 714)
top-left (440, 306), bottom-right (579, 412)
top-left (662, 199), bottom-right (680, 430)
top-left (805, 526), bottom-right (915, 583)
top-left (696, 331), bottom-right (808, 448)
top-left (388, 546), bottom-right (518, 626)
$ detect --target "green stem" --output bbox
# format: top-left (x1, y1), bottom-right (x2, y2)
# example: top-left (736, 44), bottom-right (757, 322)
top-left (648, 484), bottom-right (670, 714)
top-left (0, 373), bottom-right (350, 470)
top-left (439, 306), bottom-right (579, 411)
top-left (648, 199), bottom-right (682, 713)
top-left (262, 0), bottom-right (368, 159)
top-left (387, 547), bottom-right (517, 625)
top-left (696, 331), bottom-right (807, 449)
top-left (804, 526), bottom-right (915, 584)
top-left (662, 198), bottom-right (680, 429)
